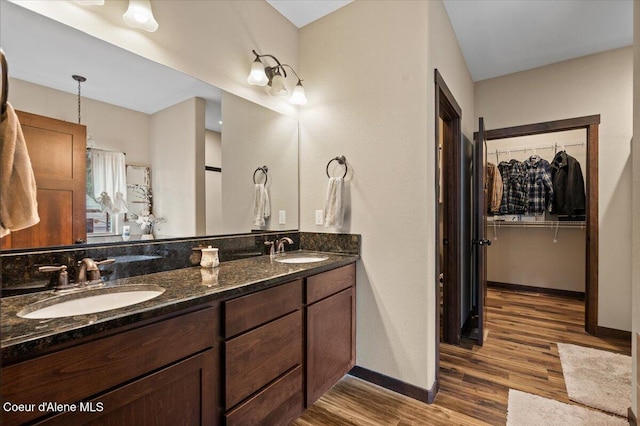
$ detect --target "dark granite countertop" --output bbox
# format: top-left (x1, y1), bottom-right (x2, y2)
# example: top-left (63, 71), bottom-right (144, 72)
top-left (1, 250), bottom-right (358, 362)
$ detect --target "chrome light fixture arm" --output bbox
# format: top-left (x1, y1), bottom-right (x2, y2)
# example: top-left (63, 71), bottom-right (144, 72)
top-left (252, 50), bottom-right (287, 79)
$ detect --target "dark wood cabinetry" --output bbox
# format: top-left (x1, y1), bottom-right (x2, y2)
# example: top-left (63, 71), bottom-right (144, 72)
top-left (305, 264), bottom-right (356, 407)
top-left (225, 310), bottom-right (303, 408)
top-left (37, 350), bottom-right (217, 426)
top-left (2, 261), bottom-right (356, 425)
top-left (223, 279), bottom-right (304, 423)
top-left (1, 306), bottom-right (221, 426)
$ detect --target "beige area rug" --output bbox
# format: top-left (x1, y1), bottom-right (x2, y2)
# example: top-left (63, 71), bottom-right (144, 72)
top-left (506, 389), bottom-right (627, 426)
top-left (557, 342), bottom-right (631, 417)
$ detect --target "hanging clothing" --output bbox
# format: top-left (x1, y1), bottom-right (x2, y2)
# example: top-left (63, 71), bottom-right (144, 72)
top-left (0, 103), bottom-right (40, 237)
top-left (486, 162), bottom-right (503, 214)
top-left (550, 151), bottom-right (585, 216)
top-left (498, 160), bottom-right (527, 214)
top-left (523, 155), bottom-right (554, 214)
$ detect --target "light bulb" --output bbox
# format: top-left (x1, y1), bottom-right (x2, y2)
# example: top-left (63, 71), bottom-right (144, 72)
top-left (123, 0), bottom-right (159, 32)
top-left (247, 59), bottom-right (268, 86)
top-left (269, 73), bottom-right (288, 97)
top-left (289, 81), bottom-right (307, 105)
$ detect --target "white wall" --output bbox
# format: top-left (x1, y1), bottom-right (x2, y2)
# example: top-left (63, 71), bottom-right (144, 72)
top-left (221, 92), bottom-right (299, 234)
top-left (299, 0), bottom-right (474, 391)
top-left (631, 0), bottom-right (639, 416)
top-left (8, 78), bottom-right (150, 165)
top-left (150, 97), bottom-right (205, 237)
top-left (206, 130), bottom-right (223, 235)
top-left (475, 47), bottom-right (633, 332)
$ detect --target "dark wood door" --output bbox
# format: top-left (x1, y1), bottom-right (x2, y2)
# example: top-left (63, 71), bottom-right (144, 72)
top-left (306, 287), bottom-right (355, 406)
top-left (473, 117), bottom-right (488, 345)
top-left (1, 110), bottom-right (86, 249)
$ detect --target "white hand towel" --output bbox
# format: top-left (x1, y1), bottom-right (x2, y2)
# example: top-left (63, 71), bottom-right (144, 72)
top-left (324, 177), bottom-right (344, 228)
top-left (0, 103), bottom-right (40, 237)
top-left (253, 183), bottom-right (270, 227)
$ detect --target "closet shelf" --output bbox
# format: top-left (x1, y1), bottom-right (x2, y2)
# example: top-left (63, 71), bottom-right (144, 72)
top-left (487, 220), bottom-right (585, 229)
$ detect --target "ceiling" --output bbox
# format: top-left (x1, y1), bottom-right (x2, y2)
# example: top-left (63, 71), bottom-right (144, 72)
top-left (1, 1), bottom-right (223, 130)
top-left (442, 0), bottom-right (634, 82)
top-left (267, 0), bottom-right (634, 82)
top-left (266, 0), bottom-right (352, 28)
top-left (3, 0), bottom-right (634, 118)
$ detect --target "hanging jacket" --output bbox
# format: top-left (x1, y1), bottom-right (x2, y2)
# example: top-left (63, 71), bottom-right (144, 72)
top-left (498, 159), bottom-right (527, 214)
top-left (523, 155), bottom-right (554, 214)
top-left (550, 151), bottom-right (585, 216)
top-left (486, 162), bottom-right (503, 214)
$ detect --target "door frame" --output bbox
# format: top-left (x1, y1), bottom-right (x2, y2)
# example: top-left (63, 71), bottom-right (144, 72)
top-left (476, 115), bottom-right (600, 333)
top-left (434, 69), bottom-right (463, 347)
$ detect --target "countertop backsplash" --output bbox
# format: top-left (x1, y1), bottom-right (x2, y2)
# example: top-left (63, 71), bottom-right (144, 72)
top-left (0, 232), bottom-right (361, 295)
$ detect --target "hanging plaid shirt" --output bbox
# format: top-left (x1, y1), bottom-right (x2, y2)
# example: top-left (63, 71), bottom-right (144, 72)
top-left (498, 160), bottom-right (527, 214)
top-left (523, 155), bottom-right (554, 214)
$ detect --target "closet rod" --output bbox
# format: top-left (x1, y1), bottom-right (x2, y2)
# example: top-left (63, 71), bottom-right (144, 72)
top-left (493, 140), bottom-right (585, 156)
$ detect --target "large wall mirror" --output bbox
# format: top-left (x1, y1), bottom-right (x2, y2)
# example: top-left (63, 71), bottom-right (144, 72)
top-left (0, 1), bottom-right (299, 250)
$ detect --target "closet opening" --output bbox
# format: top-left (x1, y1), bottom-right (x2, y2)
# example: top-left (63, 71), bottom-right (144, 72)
top-left (480, 115), bottom-right (600, 334)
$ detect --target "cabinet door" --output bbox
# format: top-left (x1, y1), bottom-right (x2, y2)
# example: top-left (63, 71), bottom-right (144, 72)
top-left (38, 350), bottom-right (219, 426)
top-left (306, 287), bottom-right (355, 407)
top-left (2, 307), bottom-right (218, 426)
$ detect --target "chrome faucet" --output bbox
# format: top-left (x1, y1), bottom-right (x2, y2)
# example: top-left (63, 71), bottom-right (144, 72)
top-left (76, 258), bottom-right (115, 284)
top-left (276, 237), bottom-right (293, 254)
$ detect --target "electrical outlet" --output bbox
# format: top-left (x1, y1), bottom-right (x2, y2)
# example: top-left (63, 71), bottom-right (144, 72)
top-left (279, 210), bottom-right (286, 225)
top-left (315, 210), bottom-right (324, 225)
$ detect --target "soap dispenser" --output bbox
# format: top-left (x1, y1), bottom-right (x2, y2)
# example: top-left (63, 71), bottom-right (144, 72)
top-left (200, 246), bottom-right (219, 268)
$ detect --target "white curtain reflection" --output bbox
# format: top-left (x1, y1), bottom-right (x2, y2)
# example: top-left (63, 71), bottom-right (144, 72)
top-left (87, 148), bottom-right (128, 213)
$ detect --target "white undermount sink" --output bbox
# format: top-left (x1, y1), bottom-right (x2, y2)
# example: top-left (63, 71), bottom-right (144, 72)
top-left (275, 256), bottom-right (329, 264)
top-left (17, 284), bottom-right (165, 319)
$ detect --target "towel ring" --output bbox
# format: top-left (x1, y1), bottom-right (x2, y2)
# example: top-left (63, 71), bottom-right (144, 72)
top-left (253, 166), bottom-right (268, 184)
top-left (326, 155), bottom-right (347, 178)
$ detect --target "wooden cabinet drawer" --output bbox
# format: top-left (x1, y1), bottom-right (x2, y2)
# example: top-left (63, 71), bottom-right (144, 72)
top-left (306, 263), bottom-right (355, 304)
top-left (225, 310), bottom-right (302, 409)
top-left (36, 350), bottom-right (219, 426)
top-left (225, 365), bottom-right (303, 426)
top-left (225, 279), bottom-right (302, 338)
top-left (1, 307), bottom-right (218, 426)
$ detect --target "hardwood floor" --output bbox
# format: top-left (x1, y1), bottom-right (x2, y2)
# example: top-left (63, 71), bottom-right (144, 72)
top-left (295, 287), bottom-right (631, 425)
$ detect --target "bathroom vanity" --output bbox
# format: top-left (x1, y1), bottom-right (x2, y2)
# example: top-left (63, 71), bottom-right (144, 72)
top-left (1, 252), bottom-right (357, 425)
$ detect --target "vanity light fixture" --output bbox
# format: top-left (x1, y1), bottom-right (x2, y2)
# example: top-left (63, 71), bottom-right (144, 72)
top-left (247, 50), bottom-right (307, 105)
top-left (123, 0), bottom-right (159, 33)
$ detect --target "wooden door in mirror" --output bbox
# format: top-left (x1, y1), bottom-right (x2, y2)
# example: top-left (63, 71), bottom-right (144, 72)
top-left (1, 111), bottom-right (86, 249)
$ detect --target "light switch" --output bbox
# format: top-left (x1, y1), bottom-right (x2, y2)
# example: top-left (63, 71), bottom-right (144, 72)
top-left (315, 210), bottom-right (324, 225)
top-left (279, 210), bottom-right (286, 224)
